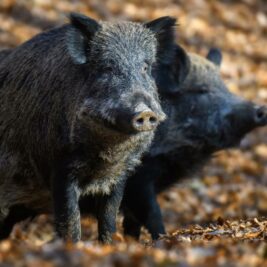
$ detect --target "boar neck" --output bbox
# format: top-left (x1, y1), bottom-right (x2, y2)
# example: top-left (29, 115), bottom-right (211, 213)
top-left (70, 118), bottom-right (154, 195)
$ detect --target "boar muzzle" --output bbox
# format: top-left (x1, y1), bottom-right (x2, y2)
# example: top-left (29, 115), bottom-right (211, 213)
top-left (132, 110), bottom-right (159, 132)
top-left (113, 104), bottom-right (166, 134)
top-left (221, 102), bottom-right (267, 147)
top-left (131, 103), bottom-right (166, 132)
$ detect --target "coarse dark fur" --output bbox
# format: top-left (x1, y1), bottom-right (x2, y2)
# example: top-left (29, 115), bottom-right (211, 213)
top-left (118, 46), bottom-right (267, 239)
top-left (0, 13), bottom-right (177, 243)
top-left (0, 49), bottom-right (12, 62)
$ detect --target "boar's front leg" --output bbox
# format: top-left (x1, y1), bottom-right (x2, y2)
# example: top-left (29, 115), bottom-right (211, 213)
top-left (52, 164), bottom-right (81, 242)
top-left (122, 210), bottom-right (142, 239)
top-left (123, 183), bottom-right (165, 240)
top-left (142, 195), bottom-right (165, 240)
top-left (97, 180), bottom-right (125, 244)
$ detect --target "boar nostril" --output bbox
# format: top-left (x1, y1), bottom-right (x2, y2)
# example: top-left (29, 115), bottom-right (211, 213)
top-left (136, 118), bottom-right (144, 125)
top-left (132, 110), bottom-right (159, 132)
top-left (256, 110), bottom-right (264, 119)
top-left (149, 116), bottom-right (157, 124)
top-left (255, 106), bottom-right (267, 125)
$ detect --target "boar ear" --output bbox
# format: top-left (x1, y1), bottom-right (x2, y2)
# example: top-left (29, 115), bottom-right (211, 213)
top-left (207, 48), bottom-right (222, 67)
top-left (155, 45), bottom-right (190, 95)
top-left (174, 45), bottom-right (191, 85)
top-left (67, 13), bottom-right (100, 64)
top-left (145, 16), bottom-right (177, 64)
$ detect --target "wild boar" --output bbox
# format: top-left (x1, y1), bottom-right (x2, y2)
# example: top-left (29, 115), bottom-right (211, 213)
top-left (0, 13), bottom-right (177, 243)
top-left (120, 46), bottom-right (267, 239)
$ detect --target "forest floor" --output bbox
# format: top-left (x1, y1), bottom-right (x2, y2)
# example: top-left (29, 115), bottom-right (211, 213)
top-left (1, 0), bottom-right (267, 266)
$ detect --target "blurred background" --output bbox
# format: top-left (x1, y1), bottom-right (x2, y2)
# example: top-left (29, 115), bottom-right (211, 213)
top-left (0, 0), bottom-right (267, 266)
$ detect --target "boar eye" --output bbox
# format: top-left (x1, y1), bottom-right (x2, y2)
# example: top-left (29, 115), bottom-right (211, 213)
top-left (142, 62), bottom-right (151, 75)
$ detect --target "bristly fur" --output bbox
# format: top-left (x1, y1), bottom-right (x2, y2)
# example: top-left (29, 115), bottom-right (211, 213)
top-left (145, 16), bottom-right (178, 65)
top-left (0, 14), bottom-right (177, 243)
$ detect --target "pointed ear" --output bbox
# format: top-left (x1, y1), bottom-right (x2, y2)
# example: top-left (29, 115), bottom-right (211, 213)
top-left (155, 45), bottom-right (190, 94)
top-left (174, 45), bottom-right (190, 86)
top-left (66, 13), bottom-right (100, 64)
top-left (145, 16), bottom-right (177, 64)
top-left (207, 48), bottom-right (222, 67)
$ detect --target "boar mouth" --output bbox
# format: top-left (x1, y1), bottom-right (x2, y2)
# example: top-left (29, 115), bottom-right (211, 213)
top-left (215, 130), bottom-right (242, 149)
top-left (78, 105), bottom-right (153, 136)
top-left (186, 127), bottom-right (242, 151)
top-left (212, 123), bottom-right (259, 150)
top-left (87, 112), bottom-right (155, 137)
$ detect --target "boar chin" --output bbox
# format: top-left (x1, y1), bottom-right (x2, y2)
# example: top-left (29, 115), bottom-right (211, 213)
top-left (211, 126), bottom-right (255, 150)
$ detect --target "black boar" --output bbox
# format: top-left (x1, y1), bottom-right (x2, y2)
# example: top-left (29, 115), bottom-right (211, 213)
top-left (0, 13), bottom-right (177, 243)
top-left (118, 46), bottom-right (267, 239)
top-left (77, 45), bottom-right (267, 238)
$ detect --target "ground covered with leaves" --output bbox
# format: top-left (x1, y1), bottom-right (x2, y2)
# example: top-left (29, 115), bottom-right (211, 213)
top-left (0, 0), bottom-right (267, 266)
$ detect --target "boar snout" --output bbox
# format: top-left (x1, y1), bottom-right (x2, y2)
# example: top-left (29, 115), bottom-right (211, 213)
top-left (132, 103), bottom-right (166, 132)
top-left (112, 105), bottom-right (164, 134)
top-left (132, 110), bottom-right (158, 132)
top-left (254, 106), bottom-right (267, 126)
top-left (222, 101), bottom-right (267, 143)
